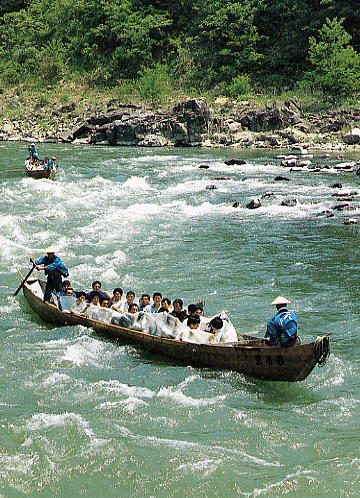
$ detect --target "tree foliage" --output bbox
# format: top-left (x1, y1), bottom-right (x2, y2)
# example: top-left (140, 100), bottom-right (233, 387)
top-left (302, 17), bottom-right (360, 96)
top-left (0, 0), bottom-right (359, 97)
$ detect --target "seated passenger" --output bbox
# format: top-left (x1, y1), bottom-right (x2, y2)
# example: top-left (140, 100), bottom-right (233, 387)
top-left (128, 303), bottom-right (139, 313)
top-left (138, 293), bottom-right (151, 311)
top-left (110, 287), bottom-right (124, 311)
top-left (56, 280), bottom-right (71, 298)
top-left (100, 297), bottom-right (110, 308)
top-left (206, 316), bottom-right (224, 334)
top-left (81, 291), bottom-right (101, 316)
top-left (171, 298), bottom-right (187, 322)
top-left (186, 304), bottom-right (204, 321)
top-left (124, 290), bottom-right (136, 310)
top-left (71, 291), bottom-right (88, 314)
top-left (193, 305), bottom-right (203, 318)
top-left (187, 316), bottom-right (201, 330)
top-left (186, 304), bottom-right (197, 316)
top-left (90, 292), bottom-right (101, 306)
top-left (59, 287), bottom-right (76, 311)
top-left (160, 297), bottom-right (172, 312)
top-left (86, 281), bottom-right (111, 302)
top-left (157, 306), bottom-right (170, 313)
top-left (149, 292), bottom-right (162, 313)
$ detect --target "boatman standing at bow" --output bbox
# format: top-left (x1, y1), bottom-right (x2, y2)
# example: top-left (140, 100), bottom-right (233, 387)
top-left (30, 247), bottom-right (69, 303)
top-left (265, 296), bottom-right (300, 347)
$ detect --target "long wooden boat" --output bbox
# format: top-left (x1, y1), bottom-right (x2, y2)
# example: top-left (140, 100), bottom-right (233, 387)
top-left (25, 160), bottom-right (57, 180)
top-left (21, 278), bottom-right (330, 382)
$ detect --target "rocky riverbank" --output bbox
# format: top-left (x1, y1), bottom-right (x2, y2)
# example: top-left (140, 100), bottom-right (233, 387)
top-left (2, 93), bottom-right (360, 150)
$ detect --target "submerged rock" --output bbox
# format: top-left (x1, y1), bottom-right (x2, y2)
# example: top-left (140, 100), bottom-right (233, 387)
top-left (274, 176), bottom-right (290, 181)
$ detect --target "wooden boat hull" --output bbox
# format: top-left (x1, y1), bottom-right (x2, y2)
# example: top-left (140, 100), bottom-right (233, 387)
top-left (25, 160), bottom-right (57, 180)
top-left (22, 279), bottom-right (330, 382)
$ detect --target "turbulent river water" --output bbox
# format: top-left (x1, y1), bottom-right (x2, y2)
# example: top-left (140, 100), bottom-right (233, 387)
top-left (0, 142), bottom-right (359, 496)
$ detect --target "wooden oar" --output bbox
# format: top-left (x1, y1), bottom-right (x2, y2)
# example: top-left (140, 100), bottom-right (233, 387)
top-left (3, 169), bottom-right (28, 172)
top-left (14, 263), bottom-right (36, 296)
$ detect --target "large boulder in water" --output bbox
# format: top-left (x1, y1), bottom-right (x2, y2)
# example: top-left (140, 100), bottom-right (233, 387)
top-left (246, 198), bottom-right (262, 209)
top-left (224, 158), bottom-right (247, 165)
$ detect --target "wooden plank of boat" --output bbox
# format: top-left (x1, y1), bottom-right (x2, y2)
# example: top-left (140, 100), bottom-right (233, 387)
top-left (25, 160), bottom-right (57, 180)
top-left (21, 278), bottom-right (330, 382)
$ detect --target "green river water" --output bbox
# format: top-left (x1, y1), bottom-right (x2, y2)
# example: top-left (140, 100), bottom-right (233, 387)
top-left (0, 142), bottom-right (359, 496)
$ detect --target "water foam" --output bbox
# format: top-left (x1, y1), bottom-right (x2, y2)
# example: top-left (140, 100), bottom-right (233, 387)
top-left (157, 386), bottom-right (226, 407)
top-left (24, 412), bottom-right (96, 440)
top-left (114, 425), bottom-right (280, 467)
top-left (60, 336), bottom-right (111, 367)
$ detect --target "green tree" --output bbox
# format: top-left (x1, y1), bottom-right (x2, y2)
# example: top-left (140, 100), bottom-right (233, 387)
top-left (303, 17), bottom-right (360, 96)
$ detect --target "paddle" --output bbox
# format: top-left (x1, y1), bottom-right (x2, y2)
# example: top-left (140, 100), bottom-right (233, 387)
top-left (14, 263), bottom-right (36, 296)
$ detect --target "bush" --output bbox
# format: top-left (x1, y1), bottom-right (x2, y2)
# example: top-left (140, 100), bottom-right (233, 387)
top-left (227, 74), bottom-right (252, 96)
top-left (138, 65), bottom-right (171, 103)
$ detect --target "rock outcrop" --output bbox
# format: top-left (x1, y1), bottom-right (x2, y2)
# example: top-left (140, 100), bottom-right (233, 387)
top-left (2, 93), bottom-right (360, 149)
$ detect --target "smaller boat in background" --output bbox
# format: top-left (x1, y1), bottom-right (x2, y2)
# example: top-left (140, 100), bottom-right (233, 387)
top-left (25, 159), bottom-right (57, 180)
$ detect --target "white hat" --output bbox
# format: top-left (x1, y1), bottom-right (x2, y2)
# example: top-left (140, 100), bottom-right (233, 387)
top-left (271, 296), bottom-right (290, 306)
top-left (45, 246), bottom-right (56, 253)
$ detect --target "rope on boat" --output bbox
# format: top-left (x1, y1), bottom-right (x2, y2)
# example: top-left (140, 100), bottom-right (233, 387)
top-left (314, 334), bottom-right (331, 367)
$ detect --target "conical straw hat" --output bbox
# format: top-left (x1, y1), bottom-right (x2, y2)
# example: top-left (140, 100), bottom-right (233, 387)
top-left (45, 246), bottom-right (56, 253)
top-left (271, 296), bottom-right (290, 306)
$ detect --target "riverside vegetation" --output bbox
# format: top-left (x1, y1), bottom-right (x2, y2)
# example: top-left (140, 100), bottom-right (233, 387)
top-left (1, 1), bottom-right (360, 147)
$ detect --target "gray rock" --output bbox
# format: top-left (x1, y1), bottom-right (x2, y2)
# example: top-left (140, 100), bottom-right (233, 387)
top-left (246, 197), bottom-right (262, 209)
top-left (343, 128), bottom-right (360, 145)
top-left (281, 198), bottom-right (298, 207)
top-left (261, 192), bottom-right (275, 199)
top-left (224, 158), bottom-right (247, 165)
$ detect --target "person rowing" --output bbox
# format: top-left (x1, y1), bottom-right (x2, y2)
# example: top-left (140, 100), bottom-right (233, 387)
top-left (30, 247), bottom-right (69, 303)
top-left (28, 143), bottom-right (40, 161)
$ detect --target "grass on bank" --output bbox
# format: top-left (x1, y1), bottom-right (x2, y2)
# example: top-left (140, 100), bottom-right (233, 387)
top-left (1, 75), bottom-right (360, 126)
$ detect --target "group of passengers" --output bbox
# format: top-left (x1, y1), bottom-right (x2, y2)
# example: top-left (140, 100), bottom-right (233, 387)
top-left (56, 280), bottom-right (223, 335)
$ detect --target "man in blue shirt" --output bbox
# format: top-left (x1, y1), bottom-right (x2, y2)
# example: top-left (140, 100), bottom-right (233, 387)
top-left (86, 281), bottom-right (111, 302)
top-left (44, 156), bottom-right (56, 169)
top-left (31, 247), bottom-right (69, 302)
top-left (265, 296), bottom-right (300, 347)
top-left (28, 143), bottom-right (40, 161)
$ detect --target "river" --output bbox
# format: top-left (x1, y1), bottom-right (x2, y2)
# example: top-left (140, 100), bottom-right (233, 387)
top-left (0, 142), bottom-right (359, 496)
